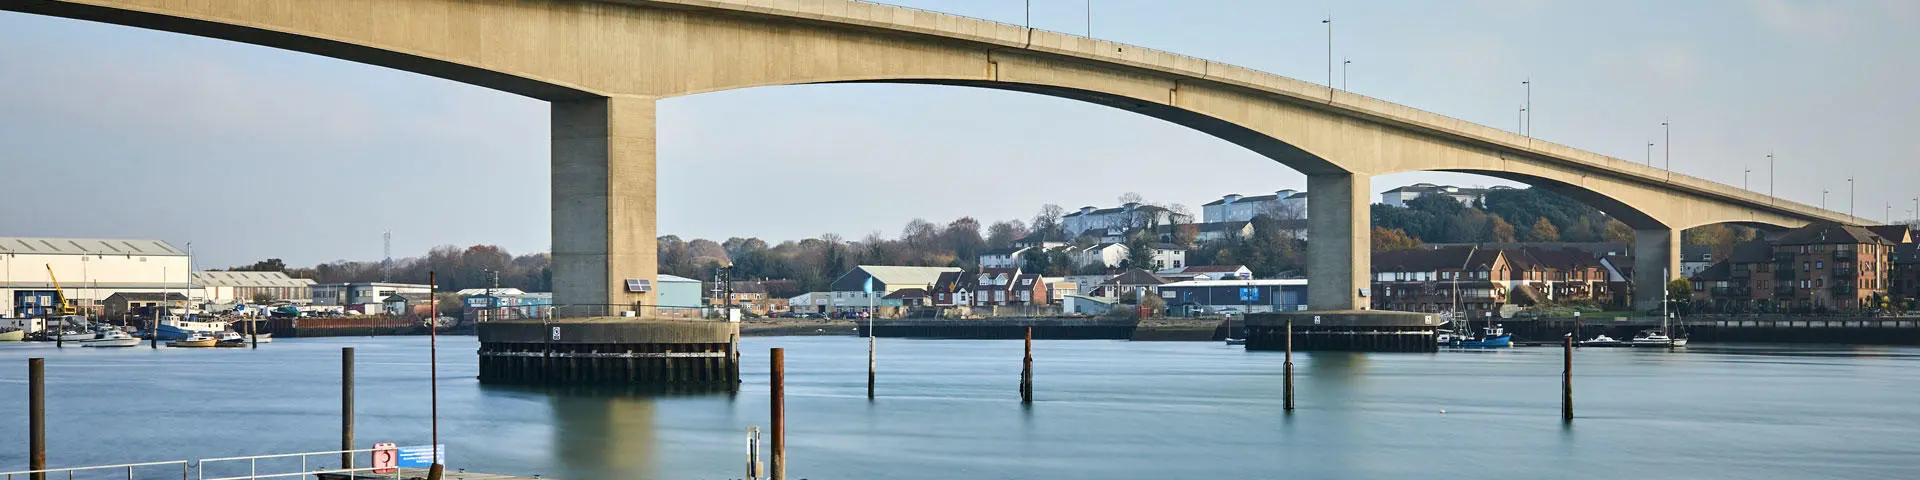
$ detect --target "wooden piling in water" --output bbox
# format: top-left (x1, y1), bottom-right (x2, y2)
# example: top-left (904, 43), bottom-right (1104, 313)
top-left (1283, 319), bottom-right (1294, 412)
top-left (342, 347), bottom-right (355, 469)
top-left (1562, 335), bottom-right (1573, 422)
top-left (29, 358), bottom-right (46, 480)
top-left (867, 335), bottom-right (876, 400)
top-left (770, 348), bottom-right (786, 480)
top-left (1021, 327), bottom-right (1033, 404)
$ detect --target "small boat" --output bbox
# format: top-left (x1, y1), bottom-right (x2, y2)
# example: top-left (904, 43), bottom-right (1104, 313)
top-left (82, 330), bottom-right (142, 348)
top-left (167, 334), bottom-right (217, 348)
top-left (0, 327), bottom-right (23, 342)
top-left (214, 331), bottom-right (249, 347)
top-left (54, 330), bottom-right (100, 342)
top-left (155, 317), bottom-right (229, 341)
top-left (1224, 338), bottom-right (1247, 346)
top-left (1627, 329), bottom-right (1687, 348)
top-left (1579, 334), bottom-right (1626, 347)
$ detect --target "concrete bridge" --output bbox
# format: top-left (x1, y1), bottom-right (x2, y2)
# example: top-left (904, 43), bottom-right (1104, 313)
top-left (2, 0), bottom-right (1873, 312)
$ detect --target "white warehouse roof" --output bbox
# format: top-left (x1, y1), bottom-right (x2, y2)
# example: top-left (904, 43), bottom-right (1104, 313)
top-left (191, 271), bottom-right (315, 288)
top-left (0, 237), bottom-right (186, 256)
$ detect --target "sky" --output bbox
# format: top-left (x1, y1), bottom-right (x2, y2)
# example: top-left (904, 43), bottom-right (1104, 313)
top-left (1, 0), bottom-right (1917, 267)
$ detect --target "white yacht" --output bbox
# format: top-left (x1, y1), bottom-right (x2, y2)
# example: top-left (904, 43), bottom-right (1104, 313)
top-left (82, 329), bottom-right (142, 348)
top-left (1628, 329), bottom-right (1687, 348)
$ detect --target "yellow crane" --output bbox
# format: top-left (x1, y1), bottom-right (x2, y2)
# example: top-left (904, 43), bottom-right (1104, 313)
top-left (44, 264), bottom-right (77, 316)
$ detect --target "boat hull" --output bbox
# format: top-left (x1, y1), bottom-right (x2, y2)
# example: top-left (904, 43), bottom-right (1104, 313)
top-left (1449, 334), bottom-right (1513, 348)
top-left (83, 338), bottom-right (142, 348)
top-left (156, 322), bottom-right (224, 341)
top-left (0, 330), bottom-right (24, 342)
top-left (167, 339), bottom-right (216, 348)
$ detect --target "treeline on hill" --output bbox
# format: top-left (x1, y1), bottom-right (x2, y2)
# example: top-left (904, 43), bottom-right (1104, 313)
top-left (1371, 187), bottom-right (1757, 259)
top-left (226, 188), bottom-right (1772, 300)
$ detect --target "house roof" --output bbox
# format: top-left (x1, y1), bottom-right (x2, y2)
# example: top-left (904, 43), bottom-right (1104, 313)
top-left (1773, 222), bottom-right (1890, 246)
top-left (1063, 203), bottom-right (1171, 217)
top-left (1867, 225), bottom-right (1913, 244)
top-left (1729, 241), bottom-right (1773, 263)
top-left (0, 237), bottom-right (186, 256)
top-left (883, 288), bottom-right (928, 299)
top-left (980, 247), bottom-right (1027, 256)
top-left (192, 271), bottom-right (314, 288)
top-left (105, 292), bottom-right (188, 302)
top-left (1690, 261), bottom-right (1733, 282)
top-left (1014, 273), bottom-right (1041, 288)
top-left (1680, 245), bottom-right (1713, 262)
top-left (1373, 246), bottom-right (1504, 273)
top-left (1103, 269), bottom-right (1168, 286)
top-left (930, 271), bottom-right (975, 292)
top-left (1175, 265), bottom-right (1249, 273)
top-left (1895, 244), bottom-right (1920, 265)
top-left (852, 265), bottom-right (964, 288)
top-left (728, 281), bottom-right (769, 294)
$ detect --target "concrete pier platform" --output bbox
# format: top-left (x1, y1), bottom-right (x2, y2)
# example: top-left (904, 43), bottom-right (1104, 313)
top-left (476, 318), bottom-right (740, 386)
top-left (1245, 310), bottom-right (1440, 352)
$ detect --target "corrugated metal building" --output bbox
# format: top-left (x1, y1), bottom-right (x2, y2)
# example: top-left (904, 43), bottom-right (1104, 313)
top-left (1, 237), bottom-right (191, 318)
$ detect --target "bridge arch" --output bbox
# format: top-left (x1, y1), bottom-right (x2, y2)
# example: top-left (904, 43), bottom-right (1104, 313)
top-left (4, 0), bottom-right (1864, 312)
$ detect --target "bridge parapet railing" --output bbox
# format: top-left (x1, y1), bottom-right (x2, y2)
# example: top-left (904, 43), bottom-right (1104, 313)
top-left (1, 460), bottom-right (190, 480)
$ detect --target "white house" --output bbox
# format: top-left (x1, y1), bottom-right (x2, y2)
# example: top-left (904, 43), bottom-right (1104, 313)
top-left (1380, 183), bottom-right (1516, 208)
top-left (1073, 243), bottom-right (1129, 269)
top-left (1201, 190), bottom-right (1308, 223)
top-left (1061, 203), bottom-right (1184, 238)
top-left (977, 247), bottom-right (1030, 268)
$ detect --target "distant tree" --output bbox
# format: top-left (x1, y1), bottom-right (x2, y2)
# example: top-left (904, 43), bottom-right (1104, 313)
top-left (1118, 192), bottom-right (1145, 205)
top-left (986, 220), bottom-right (1028, 249)
top-left (1030, 204), bottom-right (1067, 242)
top-left (230, 258), bottom-right (288, 272)
top-left (1489, 216), bottom-right (1518, 243)
top-left (1371, 227), bottom-right (1423, 252)
top-left (1123, 233), bottom-right (1155, 269)
top-left (1666, 278), bottom-right (1693, 311)
top-left (1526, 217), bottom-right (1561, 242)
top-left (1603, 219), bottom-right (1635, 244)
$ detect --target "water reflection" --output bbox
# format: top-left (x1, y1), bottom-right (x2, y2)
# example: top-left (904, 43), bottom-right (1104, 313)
top-left (482, 384), bottom-right (731, 479)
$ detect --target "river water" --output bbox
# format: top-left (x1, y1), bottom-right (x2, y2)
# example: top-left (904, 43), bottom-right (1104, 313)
top-left (0, 335), bottom-right (1916, 479)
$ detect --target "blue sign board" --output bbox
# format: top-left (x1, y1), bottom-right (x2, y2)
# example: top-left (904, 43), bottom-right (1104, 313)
top-left (396, 445), bottom-right (445, 468)
top-left (1238, 287), bottom-right (1260, 302)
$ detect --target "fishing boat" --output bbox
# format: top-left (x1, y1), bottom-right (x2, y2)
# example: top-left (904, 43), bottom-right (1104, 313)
top-left (82, 329), bottom-right (141, 348)
top-left (0, 327), bottom-right (23, 342)
top-left (1627, 329), bottom-right (1687, 348)
top-left (1447, 325), bottom-right (1513, 348)
top-left (167, 334), bottom-right (216, 348)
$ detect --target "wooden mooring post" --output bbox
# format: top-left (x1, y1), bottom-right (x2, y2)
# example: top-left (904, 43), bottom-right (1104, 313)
top-left (342, 347), bottom-right (355, 469)
top-left (770, 348), bottom-right (786, 480)
top-left (1562, 335), bottom-right (1574, 423)
top-left (867, 335), bottom-right (876, 400)
top-left (1283, 319), bottom-right (1294, 412)
top-left (29, 358), bottom-right (46, 480)
top-left (1020, 327), bottom-right (1033, 404)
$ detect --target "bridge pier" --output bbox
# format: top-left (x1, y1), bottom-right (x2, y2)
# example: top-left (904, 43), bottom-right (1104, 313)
top-left (1633, 228), bottom-right (1680, 312)
top-left (552, 95), bottom-right (659, 308)
top-left (1307, 173), bottom-right (1372, 311)
top-left (478, 318), bottom-right (740, 387)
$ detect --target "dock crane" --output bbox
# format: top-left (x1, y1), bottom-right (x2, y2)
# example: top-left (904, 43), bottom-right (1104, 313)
top-left (44, 264), bottom-right (77, 317)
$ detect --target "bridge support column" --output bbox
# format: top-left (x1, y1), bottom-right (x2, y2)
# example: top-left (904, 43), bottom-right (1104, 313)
top-left (552, 95), bottom-right (658, 309)
top-left (1306, 173), bottom-right (1371, 310)
top-left (1633, 228), bottom-right (1680, 312)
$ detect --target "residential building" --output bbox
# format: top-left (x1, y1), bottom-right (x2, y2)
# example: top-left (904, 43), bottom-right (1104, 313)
top-left (1501, 247), bottom-right (1614, 304)
top-left (1159, 279), bottom-right (1308, 315)
top-left (1061, 203), bottom-right (1183, 238)
top-left (1089, 269), bottom-right (1168, 300)
top-left (884, 288), bottom-right (930, 307)
top-left (1371, 247), bottom-right (1510, 314)
top-left (708, 281), bottom-right (771, 314)
top-left (1200, 190), bottom-right (1307, 223)
top-left (1379, 183), bottom-right (1512, 208)
top-left (967, 268), bottom-right (1049, 306)
top-left (1147, 244), bottom-right (1188, 270)
top-left (929, 271), bottom-right (976, 307)
top-left (1892, 244), bottom-right (1920, 304)
top-left (1042, 278), bottom-right (1076, 302)
top-left (1706, 223), bottom-right (1896, 311)
top-left (1680, 245), bottom-right (1714, 279)
top-left (1686, 241), bottom-right (1771, 311)
top-left (191, 271), bottom-right (315, 305)
top-left (977, 247), bottom-right (1030, 268)
top-left (383, 293), bottom-right (436, 318)
top-left (1073, 243), bottom-right (1129, 269)
top-left (2, 237), bottom-right (191, 318)
top-left (828, 265), bottom-right (964, 313)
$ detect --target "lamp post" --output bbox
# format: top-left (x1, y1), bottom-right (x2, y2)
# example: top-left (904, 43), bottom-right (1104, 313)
top-left (1768, 153), bottom-right (1776, 200)
top-left (1343, 58), bottom-right (1352, 91)
top-left (1661, 118), bottom-right (1671, 173)
top-left (1744, 169), bottom-right (1751, 191)
top-left (1848, 177), bottom-right (1855, 218)
top-left (1521, 79), bottom-right (1531, 138)
top-left (1822, 189), bottom-right (1829, 210)
top-left (1322, 17), bottom-right (1333, 90)
top-left (1518, 107), bottom-right (1527, 133)
top-left (1647, 142), bottom-right (1655, 167)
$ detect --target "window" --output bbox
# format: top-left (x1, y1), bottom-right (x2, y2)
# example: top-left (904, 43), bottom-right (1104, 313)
top-left (1816, 261), bottom-right (1824, 269)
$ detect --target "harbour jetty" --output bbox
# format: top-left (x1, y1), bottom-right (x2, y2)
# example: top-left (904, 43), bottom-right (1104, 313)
top-left (856, 317), bottom-right (1138, 340)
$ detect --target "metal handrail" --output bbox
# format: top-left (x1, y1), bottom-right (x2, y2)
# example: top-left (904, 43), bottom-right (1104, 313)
top-left (1, 460), bottom-right (191, 480)
top-left (197, 447), bottom-right (398, 480)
